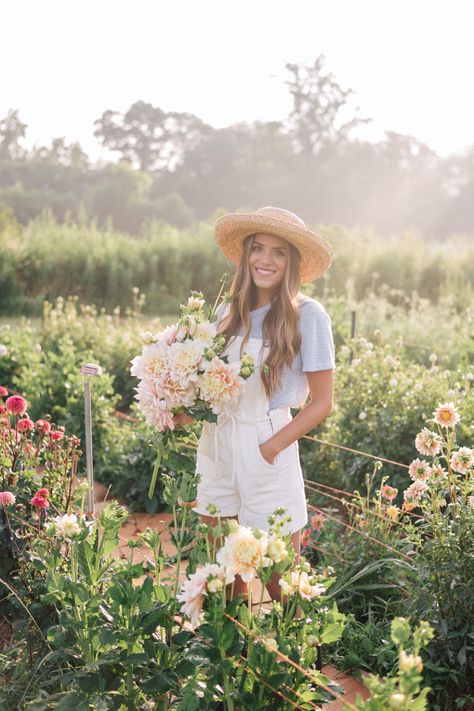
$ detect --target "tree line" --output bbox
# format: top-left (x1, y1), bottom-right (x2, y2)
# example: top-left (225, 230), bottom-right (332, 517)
top-left (1, 56), bottom-right (473, 237)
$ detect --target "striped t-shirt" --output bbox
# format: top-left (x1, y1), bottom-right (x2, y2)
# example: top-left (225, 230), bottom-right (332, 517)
top-left (218, 295), bottom-right (336, 409)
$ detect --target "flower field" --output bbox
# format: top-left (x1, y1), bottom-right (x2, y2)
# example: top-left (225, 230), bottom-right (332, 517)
top-left (1, 279), bottom-right (473, 709)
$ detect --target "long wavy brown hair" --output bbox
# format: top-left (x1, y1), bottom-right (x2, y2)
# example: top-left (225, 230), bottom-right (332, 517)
top-left (218, 234), bottom-right (302, 398)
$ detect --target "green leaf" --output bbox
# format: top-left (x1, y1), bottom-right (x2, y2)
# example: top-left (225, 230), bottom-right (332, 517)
top-left (55, 694), bottom-right (90, 711)
top-left (29, 556), bottom-right (47, 571)
top-left (140, 669), bottom-right (177, 693)
top-left (320, 622), bottom-right (345, 644)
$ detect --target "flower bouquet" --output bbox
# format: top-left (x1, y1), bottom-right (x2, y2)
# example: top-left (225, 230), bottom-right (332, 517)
top-left (130, 290), bottom-right (255, 498)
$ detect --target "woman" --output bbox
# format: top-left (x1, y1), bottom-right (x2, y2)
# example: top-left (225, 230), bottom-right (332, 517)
top-left (190, 206), bottom-right (335, 601)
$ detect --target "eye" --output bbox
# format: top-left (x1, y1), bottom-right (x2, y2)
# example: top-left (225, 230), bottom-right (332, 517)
top-left (251, 243), bottom-right (262, 251)
top-left (274, 249), bottom-right (286, 257)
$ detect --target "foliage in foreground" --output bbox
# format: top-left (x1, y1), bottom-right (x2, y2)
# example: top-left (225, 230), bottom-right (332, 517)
top-left (1, 386), bottom-right (350, 709)
top-left (303, 402), bottom-right (474, 709)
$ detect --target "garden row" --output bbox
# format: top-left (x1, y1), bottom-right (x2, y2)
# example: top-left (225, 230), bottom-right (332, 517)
top-left (1, 385), bottom-right (456, 709)
top-left (1, 209), bottom-right (474, 315)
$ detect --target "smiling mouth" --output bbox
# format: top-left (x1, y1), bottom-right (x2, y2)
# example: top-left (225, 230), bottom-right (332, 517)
top-left (254, 267), bottom-right (276, 276)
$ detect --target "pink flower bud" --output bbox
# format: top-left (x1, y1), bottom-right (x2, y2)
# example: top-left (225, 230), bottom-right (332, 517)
top-left (0, 491), bottom-right (15, 506)
top-left (17, 418), bottom-right (34, 433)
top-left (31, 494), bottom-right (49, 509)
top-left (35, 419), bottom-right (52, 434)
top-left (6, 396), bottom-right (28, 416)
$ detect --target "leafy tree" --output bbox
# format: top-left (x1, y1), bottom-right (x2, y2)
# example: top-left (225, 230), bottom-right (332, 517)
top-left (30, 137), bottom-right (89, 169)
top-left (0, 109), bottom-right (27, 160)
top-left (285, 55), bottom-right (370, 155)
top-left (93, 100), bottom-right (210, 172)
top-left (160, 121), bottom-right (298, 218)
top-left (85, 161), bottom-right (154, 232)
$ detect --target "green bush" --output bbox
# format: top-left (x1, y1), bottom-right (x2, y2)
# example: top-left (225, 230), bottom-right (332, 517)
top-left (300, 334), bottom-right (474, 494)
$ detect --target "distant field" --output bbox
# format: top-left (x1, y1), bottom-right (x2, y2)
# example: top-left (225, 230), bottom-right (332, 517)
top-left (1, 212), bottom-right (473, 318)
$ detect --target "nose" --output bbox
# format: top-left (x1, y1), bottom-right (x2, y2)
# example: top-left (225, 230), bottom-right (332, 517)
top-left (259, 248), bottom-right (274, 264)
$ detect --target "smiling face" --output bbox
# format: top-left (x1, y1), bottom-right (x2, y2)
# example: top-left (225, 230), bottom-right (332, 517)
top-left (248, 233), bottom-right (289, 298)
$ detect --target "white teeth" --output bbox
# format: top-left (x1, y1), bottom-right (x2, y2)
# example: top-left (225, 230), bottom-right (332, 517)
top-left (256, 268), bottom-right (275, 275)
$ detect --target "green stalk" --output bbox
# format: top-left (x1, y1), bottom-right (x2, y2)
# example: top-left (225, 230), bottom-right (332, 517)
top-left (126, 607), bottom-right (135, 710)
top-left (220, 646), bottom-right (234, 711)
top-left (173, 505), bottom-right (188, 596)
top-left (148, 448), bottom-right (162, 499)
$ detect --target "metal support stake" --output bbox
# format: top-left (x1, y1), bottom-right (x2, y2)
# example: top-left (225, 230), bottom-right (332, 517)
top-left (80, 363), bottom-right (103, 517)
top-left (349, 309), bottom-right (357, 363)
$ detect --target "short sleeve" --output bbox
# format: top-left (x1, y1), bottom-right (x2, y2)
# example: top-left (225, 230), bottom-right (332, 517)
top-left (299, 299), bottom-right (336, 372)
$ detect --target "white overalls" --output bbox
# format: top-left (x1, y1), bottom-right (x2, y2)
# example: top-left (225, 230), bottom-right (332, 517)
top-left (192, 335), bottom-right (308, 535)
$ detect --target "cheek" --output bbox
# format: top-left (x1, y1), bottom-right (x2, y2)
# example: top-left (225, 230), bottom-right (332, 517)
top-left (275, 256), bottom-right (288, 273)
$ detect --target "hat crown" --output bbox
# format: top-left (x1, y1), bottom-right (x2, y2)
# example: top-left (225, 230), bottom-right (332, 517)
top-left (255, 206), bottom-right (306, 230)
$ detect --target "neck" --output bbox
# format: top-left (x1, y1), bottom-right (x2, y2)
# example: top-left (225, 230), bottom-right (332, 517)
top-left (254, 287), bottom-right (274, 309)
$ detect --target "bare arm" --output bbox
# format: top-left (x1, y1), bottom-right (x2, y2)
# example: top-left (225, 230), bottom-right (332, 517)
top-left (259, 369), bottom-right (334, 464)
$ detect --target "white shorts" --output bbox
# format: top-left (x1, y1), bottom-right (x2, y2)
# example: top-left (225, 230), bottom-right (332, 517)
top-left (192, 408), bottom-right (308, 535)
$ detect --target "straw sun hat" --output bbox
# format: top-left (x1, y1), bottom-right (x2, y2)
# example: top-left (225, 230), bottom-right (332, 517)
top-left (215, 206), bottom-right (334, 282)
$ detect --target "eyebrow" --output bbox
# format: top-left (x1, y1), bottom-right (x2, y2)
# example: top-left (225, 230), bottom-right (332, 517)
top-left (253, 240), bottom-right (287, 251)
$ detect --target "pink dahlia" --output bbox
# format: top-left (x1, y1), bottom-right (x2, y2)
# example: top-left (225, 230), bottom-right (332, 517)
top-left (36, 488), bottom-right (50, 497)
top-left (0, 386), bottom-right (8, 398)
top-left (408, 458), bottom-right (431, 481)
top-left (51, 430), bottom-right (64, 441)
top-left (404, 480), bottom-right (429, 504)
top-left (0, 417), bottom-right (10, 429)
top-left (177, 563), bottom-right (227, 626)
top-left (199, 357), bottom-right (244, 415)
top-left (0, 491), bottom-right (16, 506)
top-left (17, 417), bottom-right (34, 433)
top-left (6, 395), bottom-right (28, 416)
top-left (31, 494), bottom-right (49, 509)
top-left (381, 484), bottom-right (398, 501)
top-left (35, 419), bottom-right (51, 434)
top-left (70, 436), bottom-right (81, 447)
top-left (310, 512), bottom-right (325, 531)
top-left (415, 428), bottom-right (441, 457)
top-left (433, 402), bottom-right (460, 428)
top-left (450, 447), bottom-right (474, 474)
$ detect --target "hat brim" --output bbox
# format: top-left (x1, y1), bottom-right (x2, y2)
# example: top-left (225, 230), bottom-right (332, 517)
top-left (215, 213), bottom-right (333, 282)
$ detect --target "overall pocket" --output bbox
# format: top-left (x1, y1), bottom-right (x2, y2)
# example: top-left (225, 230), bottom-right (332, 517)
top-left (254, 420), bottom-right (279, 471)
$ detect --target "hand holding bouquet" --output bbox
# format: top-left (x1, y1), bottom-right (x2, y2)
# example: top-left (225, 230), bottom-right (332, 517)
top-left (130, 290), bottom-right (255, 497)
top-left (131, 291), bottom-right (255, 429)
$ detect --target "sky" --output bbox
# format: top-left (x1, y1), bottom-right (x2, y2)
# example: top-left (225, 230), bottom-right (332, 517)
top-left (2, 0), bottom-right (474, 162)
